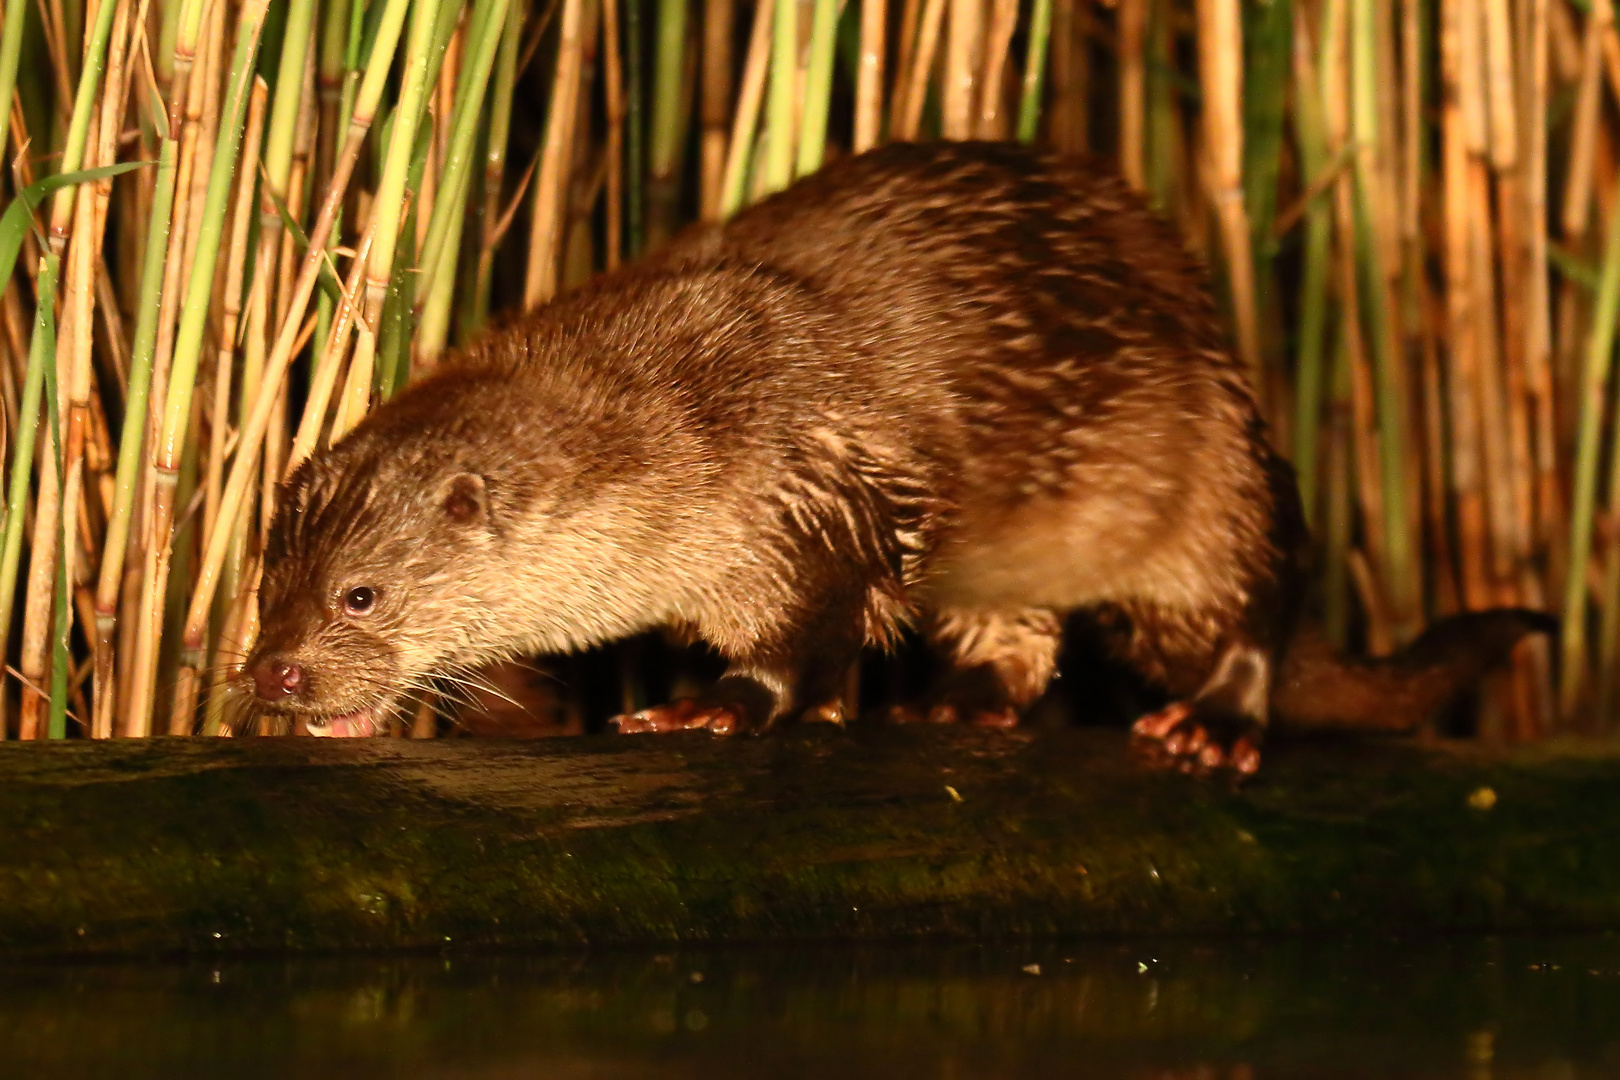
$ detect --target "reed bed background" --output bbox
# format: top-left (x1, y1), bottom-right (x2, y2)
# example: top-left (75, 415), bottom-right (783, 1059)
top-left (0, 0), bottom-right (1613, 740)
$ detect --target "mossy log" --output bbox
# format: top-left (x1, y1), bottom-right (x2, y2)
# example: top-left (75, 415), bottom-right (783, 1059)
top-left (1, 727), bottom-right (1618, 957)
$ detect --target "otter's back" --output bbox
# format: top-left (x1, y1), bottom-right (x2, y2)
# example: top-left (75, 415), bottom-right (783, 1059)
top-left (693, 144), bottom-right (1262, 536)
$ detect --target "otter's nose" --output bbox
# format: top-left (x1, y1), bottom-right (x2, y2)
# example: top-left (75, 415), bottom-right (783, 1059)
top-left (252, 658), bottom-right (304, 701)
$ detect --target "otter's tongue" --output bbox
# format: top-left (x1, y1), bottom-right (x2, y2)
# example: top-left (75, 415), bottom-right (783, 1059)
top-left (308, 709), bottom-right (381, 738)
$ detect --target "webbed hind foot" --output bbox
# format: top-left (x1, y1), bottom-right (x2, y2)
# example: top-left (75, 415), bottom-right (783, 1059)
top-left (1130, 700), bottom-right (1262, 775)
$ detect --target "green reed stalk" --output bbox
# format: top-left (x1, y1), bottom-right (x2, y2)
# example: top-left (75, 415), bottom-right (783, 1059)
top-left (1350, 0), bottom-right (1414, 633)
top-left (48, 517), bottom-right (69, 735)
top-left (417, 176), bottom-right (469, 359)
top-left (417, 0), bottom-right (512, 306)
top-left (159, 0), bottom-right (186, 84)
top-left (45, 0), bottom-right (122, 248)
top-left (1291, 9), bottom-right (1331, 523)
top-left (35, 262), bottom-right (63, 738)
top-left (313, 0), bottom-right (355, 357)
top-left (340, 0), bottom-right (368, 136)
top-left (324, 0), bottom-right (367, 287)
top-left (391, 0), bottom-right (468, 311)
top-left (257, 0), bottom-right (319, 308)
top-left (762, 0), bottom-right (796, 194)
top-left (1559, 196), bottom-right (1620, 717)
top-left (719, 0), bottom-right (771, 216)
top-left (419, 0), bottom-right (511, 358)
top-left (353, 0), bottom-right (449, 407)
top-left (1016, 0), bottom-right (1052, 143)
top-left (1243, 0), bottom-right (1290, 274)
top-left (0, 0), bottom-right (28, 163)
top-left (378, 252), bottom-right (414, 398)
top-left (1592, 354), bottom-right (1620, 720)
top-left (648, 0), bottom-right (688, 242)
top-left (427, 0), bottom-right (476, 120)
top-left (795, 0), bottom-right (838, 176)
top-left (376, 123), bottom-right (433, 396)
top-left (469, 0), bottom-right (521, 332)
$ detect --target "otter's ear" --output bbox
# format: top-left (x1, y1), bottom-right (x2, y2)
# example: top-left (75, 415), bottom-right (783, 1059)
top-left (438, 472), bottom-right (489, 526)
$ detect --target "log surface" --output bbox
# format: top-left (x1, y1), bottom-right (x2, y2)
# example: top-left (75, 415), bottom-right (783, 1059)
top-left (1, 727), bottom-right (1617, 957)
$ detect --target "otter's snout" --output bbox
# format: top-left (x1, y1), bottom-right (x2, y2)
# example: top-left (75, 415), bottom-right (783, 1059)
top-left (252, 658), bottom-right (305, 702)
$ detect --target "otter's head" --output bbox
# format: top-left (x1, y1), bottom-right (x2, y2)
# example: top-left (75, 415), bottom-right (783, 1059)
top-left (244, 432), bottom-right (513, 734)
top-left (242, 325), bottom-right (706, 735)
top-left (237, 360), bottom-right (596, 737)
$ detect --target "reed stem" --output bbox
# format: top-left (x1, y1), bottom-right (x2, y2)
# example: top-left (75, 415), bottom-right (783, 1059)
top-left (416, 0), bottom-right (510, 309)
top-left (795, 0), bottom-right (837, 175)
top-left (762, 0), bottom-right (796, 193)
top-left (1559, 191), bottom-right (1620, 717)
top-left (127, 0), bottom-right (270, 738)
top-left (1015, 0), bottom-right (1051, 143)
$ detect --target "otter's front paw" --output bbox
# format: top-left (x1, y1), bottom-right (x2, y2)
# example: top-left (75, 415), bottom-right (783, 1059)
top-left (1130, 701), bottom-right (1262, 776)
top-left (610, 699), bottom-right (745, 735)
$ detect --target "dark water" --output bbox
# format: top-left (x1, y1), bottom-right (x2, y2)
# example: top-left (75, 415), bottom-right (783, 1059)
top-left (2, 936), bottom-right (1618, 1078)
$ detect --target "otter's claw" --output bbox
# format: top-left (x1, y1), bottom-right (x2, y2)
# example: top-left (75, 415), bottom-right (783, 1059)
top-left (610, 699), bottom-right (744, 735)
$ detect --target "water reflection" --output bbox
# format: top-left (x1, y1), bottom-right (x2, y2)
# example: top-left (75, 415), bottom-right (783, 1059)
top-left (1, 935), bottom-right (1617, 1078)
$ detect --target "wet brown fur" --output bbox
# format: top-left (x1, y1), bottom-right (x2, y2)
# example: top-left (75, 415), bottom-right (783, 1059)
top-left (249, 142), bottom-right (1551, 747)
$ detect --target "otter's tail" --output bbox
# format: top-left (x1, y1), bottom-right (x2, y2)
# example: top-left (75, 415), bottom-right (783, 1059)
top-left (1269, 609), bottom-right (1558, 733)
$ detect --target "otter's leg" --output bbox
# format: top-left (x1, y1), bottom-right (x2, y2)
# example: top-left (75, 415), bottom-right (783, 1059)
top-left (1096, 600), bottom-right (1275, 774)
top-left (1120, 446), bottom-right (1306, 774)
top-left (897, 608), bottom-right (1064, 727)
top-left (1129, 641), bottom-right (1269, 774)
top-left (612, 588), bottom-right (871, 735)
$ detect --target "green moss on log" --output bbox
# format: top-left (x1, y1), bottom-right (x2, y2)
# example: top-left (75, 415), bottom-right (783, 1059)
top-left (0, 727), bottom-right (1616, 956)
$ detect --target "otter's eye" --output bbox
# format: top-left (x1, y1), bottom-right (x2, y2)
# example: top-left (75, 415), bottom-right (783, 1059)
top-left (342, 586), bottom-right (377, 616)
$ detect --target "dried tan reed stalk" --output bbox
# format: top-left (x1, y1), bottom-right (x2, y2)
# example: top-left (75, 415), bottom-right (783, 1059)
top-left (1194, 0), bottom-right (1260, 390)
top-left (1118, 0), bottom-right (1145, 189)
top-left (701, 0), bottom-right (733, 219)
top-left (1439, 0), bottom-right (1491, 611)
top-left (895, 0), bottom-right (945, 139)
top-left (1524, 0), bottom-right (1561, 603)
top-left (524, 0), bottom-right (586, 305)
top-left (891, 0), bottom-right (922, 130)
top-left (720, 0), bottom-right (772, 214)
top-left (855, 0), bottom-right (884, 150)
top-left (603, 0), bottom-right (625, 262)
top-left (942, 0), bottom-right (981, 139)
top-left (976, 0), bottom-right (1017, 139)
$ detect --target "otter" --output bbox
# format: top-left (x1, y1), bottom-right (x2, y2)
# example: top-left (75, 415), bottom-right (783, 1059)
top-left (245, 141), bottom-right (1552, 771)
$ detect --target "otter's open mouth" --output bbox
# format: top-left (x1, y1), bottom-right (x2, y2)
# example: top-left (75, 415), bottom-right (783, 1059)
top-left (305, 707), bottom-right (383, 738)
